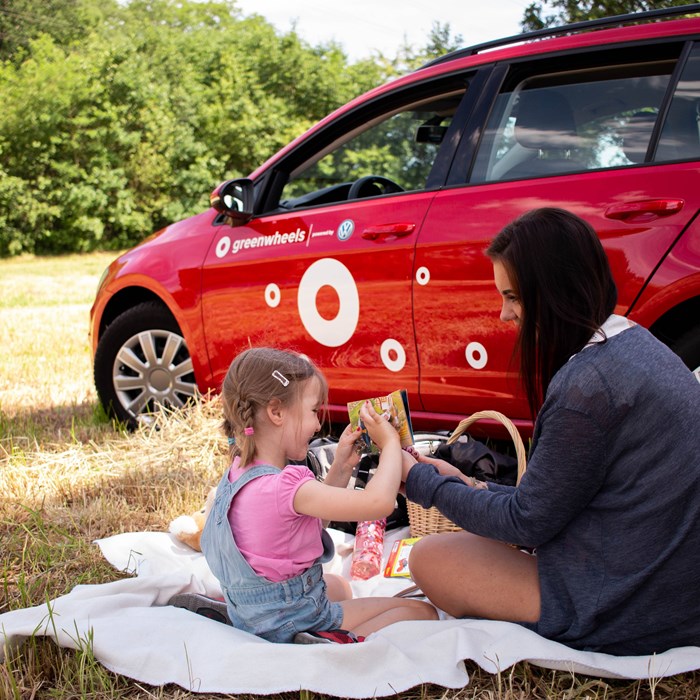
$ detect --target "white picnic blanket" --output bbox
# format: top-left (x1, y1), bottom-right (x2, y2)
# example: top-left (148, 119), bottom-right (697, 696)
top-left (1, 527), bottom-right (699, 697)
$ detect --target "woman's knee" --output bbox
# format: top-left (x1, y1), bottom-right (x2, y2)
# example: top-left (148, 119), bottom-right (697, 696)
top-left (409, 532), bottom-right (467, 577)
top-left (407, 533), bottom-right (447, 591)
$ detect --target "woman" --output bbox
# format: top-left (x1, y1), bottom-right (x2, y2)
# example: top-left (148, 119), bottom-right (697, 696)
top-left (402, 207), bottom-right (700, 655)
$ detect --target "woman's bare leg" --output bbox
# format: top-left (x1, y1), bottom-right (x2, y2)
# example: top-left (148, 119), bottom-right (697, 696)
top-left (409, 531), bottom-right (540, 623)
top-left (339, 596), bottom-right (438, 637)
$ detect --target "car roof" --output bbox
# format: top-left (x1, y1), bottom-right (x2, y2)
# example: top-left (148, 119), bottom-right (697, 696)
top-left (246, 5), bottom-right (700, 182)
top-left (422, 3), bottom-right (700, 67)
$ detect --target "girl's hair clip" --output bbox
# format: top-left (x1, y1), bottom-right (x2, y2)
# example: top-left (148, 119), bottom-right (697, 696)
top-left (227, 436), bottom-right (236, 445)
top-left (272, 370), bottom-right (289, 387)
top-left (244, 426), bottom-right (255, 436)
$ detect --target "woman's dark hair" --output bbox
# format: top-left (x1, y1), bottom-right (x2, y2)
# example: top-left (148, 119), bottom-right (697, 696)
top-left (486, 207), bottom-right (617, 417)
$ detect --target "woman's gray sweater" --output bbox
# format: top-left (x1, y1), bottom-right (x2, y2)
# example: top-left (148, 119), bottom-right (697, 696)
top-left (406, 324), bottom-right (700, 654)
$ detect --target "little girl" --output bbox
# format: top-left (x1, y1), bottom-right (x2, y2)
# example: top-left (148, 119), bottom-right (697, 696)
top-left (199, 347), bottom-right (437, 644)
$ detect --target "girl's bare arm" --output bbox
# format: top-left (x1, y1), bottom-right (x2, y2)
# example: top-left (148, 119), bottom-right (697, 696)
top-left (294, 401), bottom-right (402, 522)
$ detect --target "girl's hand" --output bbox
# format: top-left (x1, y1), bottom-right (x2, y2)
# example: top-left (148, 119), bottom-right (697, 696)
top-left (322, 424), bottom-right (362, 492)
top-left (359, 400), bottom-right (399, 452)
top-left (333, 423), bottom-right (362, 473)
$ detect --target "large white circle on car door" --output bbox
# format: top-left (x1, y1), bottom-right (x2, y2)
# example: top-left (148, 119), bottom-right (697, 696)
top-left (298, 259), bottom-right (359, 347)
top-left (465, 341), bottom-right (488, 370)
top-left (380, 338), bottom-right (406, 372)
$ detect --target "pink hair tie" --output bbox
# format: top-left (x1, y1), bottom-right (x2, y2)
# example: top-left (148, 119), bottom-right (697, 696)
top-left (244, 427), bottom-right (255, 436)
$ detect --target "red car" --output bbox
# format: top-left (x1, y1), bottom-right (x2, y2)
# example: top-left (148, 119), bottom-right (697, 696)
top-left (91, 6), bottom-right (700, 434)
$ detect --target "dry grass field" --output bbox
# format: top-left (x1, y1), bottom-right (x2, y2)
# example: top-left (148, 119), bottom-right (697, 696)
top-left (0, 252), bottom-right (698, 699)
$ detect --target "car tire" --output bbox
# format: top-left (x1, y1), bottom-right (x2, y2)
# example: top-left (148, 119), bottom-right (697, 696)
top-left (94, 302), bottom-right (198, 428)
top-left (670, 323), bottom-right (700, 376)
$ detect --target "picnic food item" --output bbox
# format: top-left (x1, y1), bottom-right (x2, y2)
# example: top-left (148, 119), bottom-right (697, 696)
top-left (350, 519), bottom-right (386, 580)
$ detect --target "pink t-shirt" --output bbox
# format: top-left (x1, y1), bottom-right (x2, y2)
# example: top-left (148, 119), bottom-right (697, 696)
top-left (227, 458), bottom-right (323, 582)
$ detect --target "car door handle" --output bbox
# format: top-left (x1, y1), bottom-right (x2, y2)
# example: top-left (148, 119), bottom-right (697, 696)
top-left (361, 223), bottom-right (416, 241)
top-left (604, 199), bottom-right (684, 221)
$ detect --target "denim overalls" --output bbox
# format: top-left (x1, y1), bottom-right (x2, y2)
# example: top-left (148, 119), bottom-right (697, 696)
top-left (200, 464), bottom-right (344, 643)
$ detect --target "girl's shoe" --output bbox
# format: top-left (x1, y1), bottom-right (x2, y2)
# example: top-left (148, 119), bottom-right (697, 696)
top-left (293, 629), bottom-right (365, 644)
top-left (168, 592), bottom-right (232, 625)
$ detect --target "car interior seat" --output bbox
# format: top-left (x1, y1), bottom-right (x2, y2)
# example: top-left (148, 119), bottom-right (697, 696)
top-left (619, 111), bottom-right (657, 163)
top-left (655, 99), bottom-right (700, 162)
top-left (503, 88), bottom-right (586, 179)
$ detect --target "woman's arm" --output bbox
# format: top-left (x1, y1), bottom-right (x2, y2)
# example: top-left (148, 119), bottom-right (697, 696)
top-left (403, 451), bottom-right (488, 489)
top-left (294, 401), bottom-right (402, 522)
top-left (405, 407), bottom-right (609, 548)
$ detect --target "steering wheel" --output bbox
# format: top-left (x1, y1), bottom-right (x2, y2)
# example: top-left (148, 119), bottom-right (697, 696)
top-left (347, 175), bottom-right (404, 200)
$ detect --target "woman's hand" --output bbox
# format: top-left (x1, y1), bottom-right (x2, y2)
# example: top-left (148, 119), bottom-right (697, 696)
top-left (401, 450), bottom-right (482, 495)
top-left (414, 452), bottom-right (488, 488)
top-left (416, 453), bottom-right (464, 479)
top-left (359, 400), bottom-right (399, 452)
top-left (401, 450), bottom-right (462, 482)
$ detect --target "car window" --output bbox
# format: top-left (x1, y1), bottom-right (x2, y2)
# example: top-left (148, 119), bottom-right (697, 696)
top-left (278, 91), bottom-right (465, 209)
top-left (656, 43), bottom-right (700, 162)
top-left (471, 59), bottom-right (676, 182)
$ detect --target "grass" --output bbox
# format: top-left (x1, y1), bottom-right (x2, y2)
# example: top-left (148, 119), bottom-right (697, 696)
top-left (1, 251), bottom-right (699, 699)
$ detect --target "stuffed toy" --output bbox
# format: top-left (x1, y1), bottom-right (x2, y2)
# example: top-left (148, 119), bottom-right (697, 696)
top-left (169, 487), bottom-right (216, 552)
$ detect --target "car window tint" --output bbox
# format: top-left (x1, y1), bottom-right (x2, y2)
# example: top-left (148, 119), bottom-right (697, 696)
top-left (472, 60), bottom-right (675, 182)
top-left (279, 91), bottom-right (464, 209)
top-left (656, 43), bottom-right (700, 162)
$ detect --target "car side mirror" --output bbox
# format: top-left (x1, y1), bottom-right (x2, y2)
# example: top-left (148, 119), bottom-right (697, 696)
top-left (210, 178), bottom-right (254, 225)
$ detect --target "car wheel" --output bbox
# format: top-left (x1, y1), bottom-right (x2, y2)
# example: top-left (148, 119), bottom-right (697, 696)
top-left (670, 323), bottom-right (700, 379)
top-left (94, 302), bottom-right (198, 427)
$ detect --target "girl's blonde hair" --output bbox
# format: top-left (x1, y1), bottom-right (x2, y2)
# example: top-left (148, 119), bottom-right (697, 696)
top-left (221, 347), bottom-right (328, 465)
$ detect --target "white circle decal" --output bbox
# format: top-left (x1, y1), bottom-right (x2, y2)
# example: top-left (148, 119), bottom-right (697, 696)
top-left (381, 339), bottom-right (406, 373)
top-left (215, 236), bottom-right (231, 258)
top-left (416, 266), bottom-right (430, 286)
top-left (265, 283), bottom-right (281, 308)
top-left (465, 342), bottom-right (488, 370)
top-left (298, 259), bottom-right (359, 347)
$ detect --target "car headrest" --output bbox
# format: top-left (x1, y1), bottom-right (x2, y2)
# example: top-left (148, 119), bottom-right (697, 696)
top-left (514, 89), bottom-right (581, 151)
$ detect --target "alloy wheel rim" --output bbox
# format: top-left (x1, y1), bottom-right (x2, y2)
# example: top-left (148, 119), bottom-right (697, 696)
top-left (112, 329), bottom-right (197, 420)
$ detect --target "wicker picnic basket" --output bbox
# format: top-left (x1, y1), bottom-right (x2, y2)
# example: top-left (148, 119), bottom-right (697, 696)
top-left (407, 410), bottom-right (527, 537)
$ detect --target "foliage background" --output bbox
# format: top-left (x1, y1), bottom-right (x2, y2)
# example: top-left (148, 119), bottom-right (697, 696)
top-left (1, 0), bottom-right (691, 257)
top-left (0, 0), bottom-right (463, 257)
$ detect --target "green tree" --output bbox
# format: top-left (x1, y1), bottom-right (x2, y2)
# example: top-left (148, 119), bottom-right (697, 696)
top-left (0, 0), bottom-right (115, 62)
top-left (0, 0), bottom-right (387, 255)
top-left (522, 0), bottom-right (694, 31)
top-left (0, 0), bottom-right (458, 256)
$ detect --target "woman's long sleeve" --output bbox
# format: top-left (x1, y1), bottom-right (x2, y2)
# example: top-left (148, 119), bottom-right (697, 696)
top-left (405, 406), bottom-right (608, 548)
